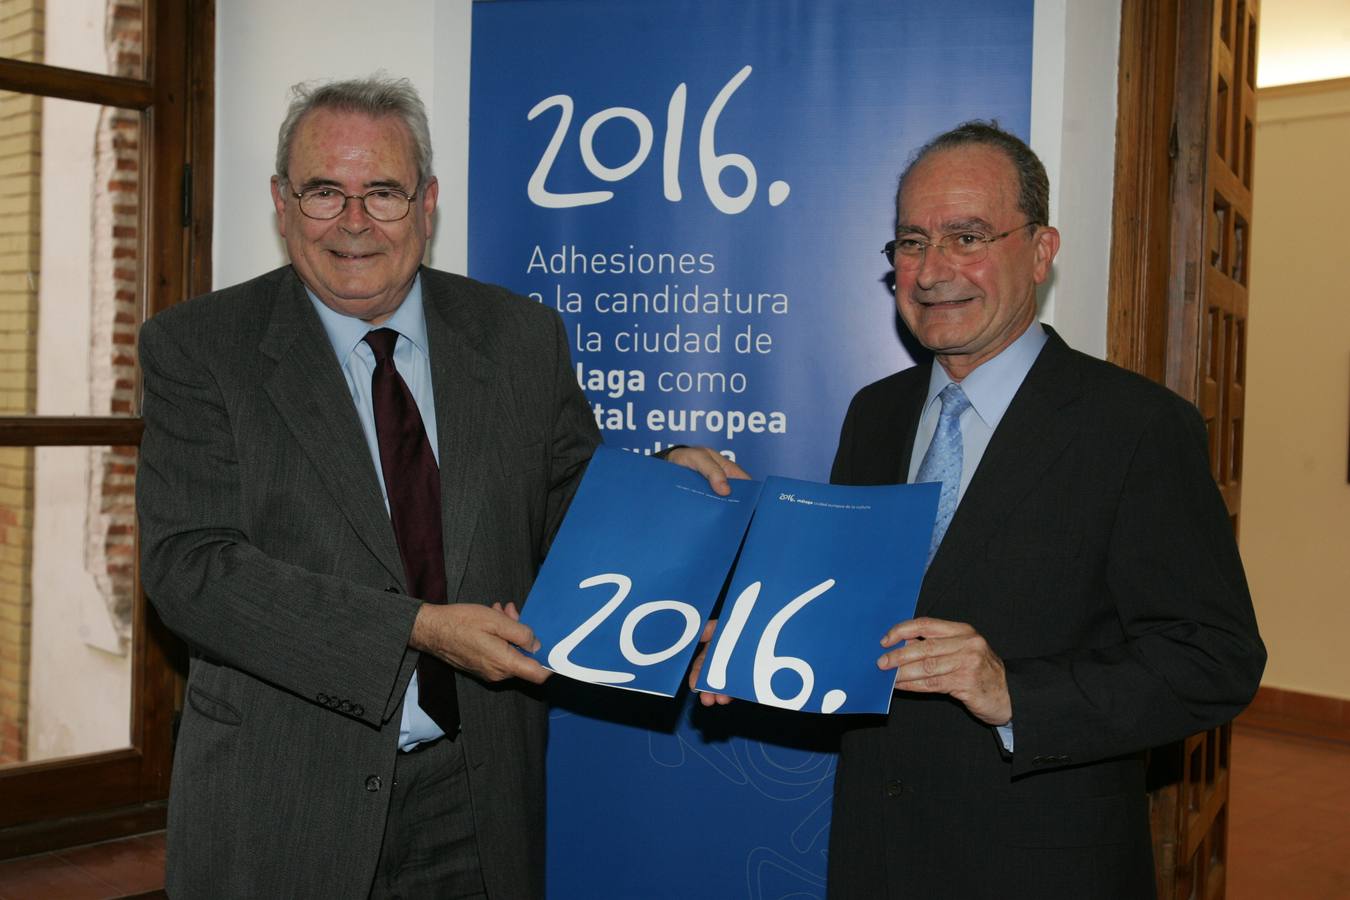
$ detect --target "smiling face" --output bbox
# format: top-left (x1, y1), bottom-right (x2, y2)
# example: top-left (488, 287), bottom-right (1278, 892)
top-left (271, 108), bottom-right (437, 324)
top-left (893, 144), bottom-right (1059, 381)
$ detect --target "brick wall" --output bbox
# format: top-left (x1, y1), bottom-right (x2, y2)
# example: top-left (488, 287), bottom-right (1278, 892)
top-left (87, 0), bottom-right (142, 639)
top-left (0, 0), bottom-right (43, 765)
top-left (96, 5), bottom-right (143, 633)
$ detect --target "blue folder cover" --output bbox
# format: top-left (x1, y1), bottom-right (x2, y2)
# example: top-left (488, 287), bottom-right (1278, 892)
top-left (695, 478), bottom-right (938, 714)
top-left (523, 445), bottom-right (762, 696)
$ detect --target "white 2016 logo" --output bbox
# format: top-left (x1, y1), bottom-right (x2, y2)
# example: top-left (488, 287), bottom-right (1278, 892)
top-left (547, 574), bottom-right (701, 684)
top-left (526, 65), bottom-right (790, 215)
top-left (705, 578), bottom-right (846, 713)
top-left (547, 572), bottom-right (845, 713)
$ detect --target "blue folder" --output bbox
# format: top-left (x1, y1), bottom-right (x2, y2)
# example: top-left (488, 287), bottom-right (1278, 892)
top-left (696, 478), bottom-right (938, 714)
top-left (523, 446), bottom-right (761, 696)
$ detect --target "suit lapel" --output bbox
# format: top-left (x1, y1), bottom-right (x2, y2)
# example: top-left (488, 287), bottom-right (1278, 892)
top-left (421, 273), bottom-right (495, 601)
top-left (883, 374), bottom-right (927, 485)
top-left (259, 272), bottom-right (406, 587)
top-left (851, 368), bottom-right (928, 486)
top-left (919, 331), bottom-right (1084, 610)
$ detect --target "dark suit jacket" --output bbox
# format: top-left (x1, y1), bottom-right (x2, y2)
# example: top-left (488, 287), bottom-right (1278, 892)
top-left (825, 328), bottom-right (1264, 899)
top-left (137, 266), bottom-right (599, 899)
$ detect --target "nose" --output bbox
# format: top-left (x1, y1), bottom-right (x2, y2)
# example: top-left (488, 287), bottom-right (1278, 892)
top-left (913, 243), bottom-right (954, 290)
top-left (337, 195), bottom-right (373, 232)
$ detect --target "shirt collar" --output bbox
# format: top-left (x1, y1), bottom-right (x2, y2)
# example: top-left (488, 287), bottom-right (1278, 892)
top-left (924, 322), bottom-right (1048, 429)
top-left (305, 274), bottom-right (429, 363)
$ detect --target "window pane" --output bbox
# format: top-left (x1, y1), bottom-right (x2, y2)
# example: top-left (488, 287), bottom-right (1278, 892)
top-left (1, 444), bottom-right (135, 765)
top-left (0, 92), bottom-right (145, 417)
top-left (0, 0), bottom-right (146, 81)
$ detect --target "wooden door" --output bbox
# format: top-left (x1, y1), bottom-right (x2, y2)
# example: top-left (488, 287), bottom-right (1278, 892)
top-left (1109, 0), bottom-right (1260, 896)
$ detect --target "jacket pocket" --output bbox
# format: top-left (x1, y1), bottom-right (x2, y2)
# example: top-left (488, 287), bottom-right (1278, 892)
top-left (187, 684), bottom-right (243, 726)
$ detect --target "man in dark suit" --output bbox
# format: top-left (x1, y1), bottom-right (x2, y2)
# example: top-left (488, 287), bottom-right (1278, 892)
top-left (136, 75), bottom-right (732, 898)
top-left (819, 123), bottom-right (1265, 898)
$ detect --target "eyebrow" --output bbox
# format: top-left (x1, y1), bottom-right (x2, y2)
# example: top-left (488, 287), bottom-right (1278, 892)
top-left (293, 177), bottom-right (410, 192)
top-left (896, 216), bottom-right (998, 236)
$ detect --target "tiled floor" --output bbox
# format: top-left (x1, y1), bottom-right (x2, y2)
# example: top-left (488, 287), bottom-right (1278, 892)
top-left (0, 726), bottom-right (1345, 898)
top-left (1228, 725), bottom-right (1350, 899)
top-left (0, 832), bottom-right (164, 899)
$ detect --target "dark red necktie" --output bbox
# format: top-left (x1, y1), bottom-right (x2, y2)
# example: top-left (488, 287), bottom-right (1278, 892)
top-left (364, 328), bottom-right (460, 735)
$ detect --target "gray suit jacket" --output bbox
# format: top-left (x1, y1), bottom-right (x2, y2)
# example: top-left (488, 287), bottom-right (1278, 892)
top-left (826, 329), bottom-right (1264, 899)
top-left (137, 265), bottom-right (599, 898)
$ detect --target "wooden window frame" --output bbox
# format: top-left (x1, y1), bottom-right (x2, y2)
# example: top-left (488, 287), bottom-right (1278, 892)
top-left (0, 0), bottom-right (212, 858)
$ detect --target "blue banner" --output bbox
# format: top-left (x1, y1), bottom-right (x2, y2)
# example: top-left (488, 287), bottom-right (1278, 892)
top-left (468, 2), bottom-right (1033, 895)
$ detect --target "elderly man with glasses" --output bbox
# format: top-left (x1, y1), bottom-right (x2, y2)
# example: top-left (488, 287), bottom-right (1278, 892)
top-left (688, 121), bottom-right (1264, 898)
top-left (823, 121), bottom-right (1265, 898)
top-left (137, 74), bottom-right (734, 899)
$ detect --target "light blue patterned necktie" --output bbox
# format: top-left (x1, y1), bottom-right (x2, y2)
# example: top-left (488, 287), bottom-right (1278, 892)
top-left (915, 383), bottom-right (972, 565)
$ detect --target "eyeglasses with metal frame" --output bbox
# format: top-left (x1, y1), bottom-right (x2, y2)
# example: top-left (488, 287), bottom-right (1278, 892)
top-left (882, 222), bottom-right (1038, 270)
top-left (288, 185), bottom-right (419, 222)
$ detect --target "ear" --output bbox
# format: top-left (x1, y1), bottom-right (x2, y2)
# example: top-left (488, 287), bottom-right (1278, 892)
top-left (1031, 225), bottom-right (1060, 284)
top-left (270, 177), bottom-right (288, 237)
top-left (419, 176), bottom-right (439, 233)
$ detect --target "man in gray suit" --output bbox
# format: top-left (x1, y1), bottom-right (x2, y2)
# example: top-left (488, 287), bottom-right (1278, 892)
top-left (138, 75), bottom-right (733, 898)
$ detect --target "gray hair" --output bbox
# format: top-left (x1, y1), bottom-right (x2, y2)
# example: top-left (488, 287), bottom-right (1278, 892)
top-left (275, 74), bottom-right (434, 188)
top-left (896, 120), bottom-right (1049, 226)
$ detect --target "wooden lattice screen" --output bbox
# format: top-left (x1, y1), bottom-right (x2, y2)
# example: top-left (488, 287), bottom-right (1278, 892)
top-left (1112, 0), bottom-right (1260, 897)
top-left (1161, 5), bottom-right (1257, 898)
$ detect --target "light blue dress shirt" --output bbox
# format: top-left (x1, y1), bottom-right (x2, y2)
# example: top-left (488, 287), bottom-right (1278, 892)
top-left (307, 276), bottom-right (445, 751)
top-left (907, 322), bottom-right (1048, 752)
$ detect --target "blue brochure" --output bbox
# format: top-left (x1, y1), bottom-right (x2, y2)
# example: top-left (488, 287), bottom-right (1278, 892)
top-left (696, 478), bottom-right (939, 714)
top-left (523, 446), bottom-right (762, 696)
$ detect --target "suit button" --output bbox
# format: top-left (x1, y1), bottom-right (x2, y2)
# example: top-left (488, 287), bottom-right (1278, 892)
top-left (365, 775), bottom-right (382, 792)
top-left (885, 779), bottom-right (904, 798)
top-left (385, 586), bottom-right (400, 594)
top-left (352, 704), bottom-right (365, 716)
top-left (317, 693), bottom-right (330, 705)
top-left (1032, 756), bottom-right (1047, 766)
